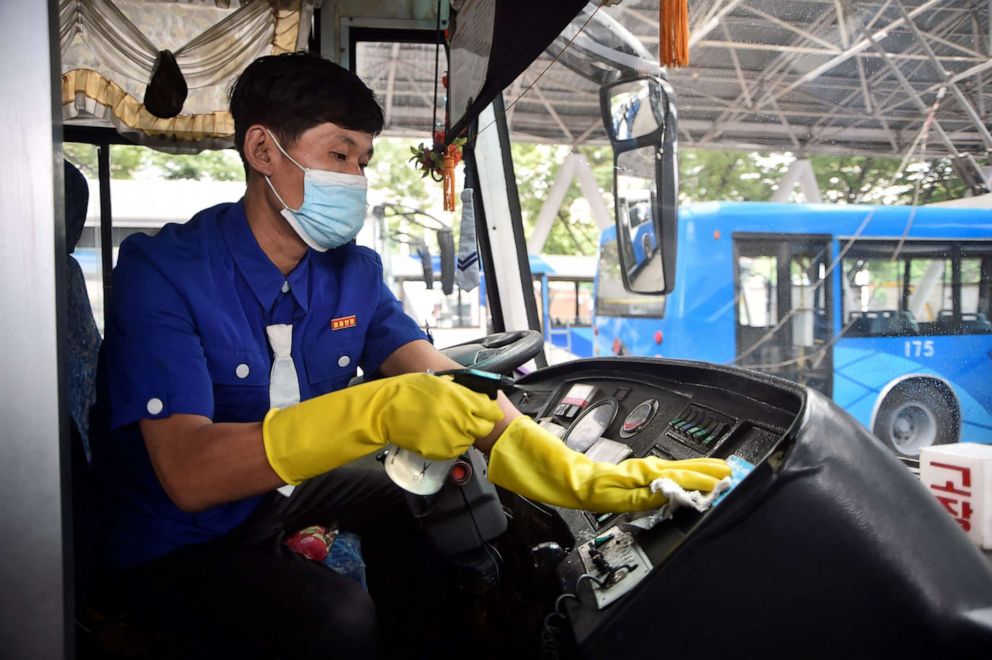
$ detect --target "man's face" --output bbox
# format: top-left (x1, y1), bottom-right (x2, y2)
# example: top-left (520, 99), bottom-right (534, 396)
top-left (268, 121), bottom-right (374, 210)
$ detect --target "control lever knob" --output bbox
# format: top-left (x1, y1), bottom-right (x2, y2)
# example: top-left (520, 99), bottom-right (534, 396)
top-left (530, 541), bottom-right (567, 575)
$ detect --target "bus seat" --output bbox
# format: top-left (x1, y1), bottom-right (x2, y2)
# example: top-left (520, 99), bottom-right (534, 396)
top-left (846, 312), bottom-right (873, 337)
top-left (893, 310), bottom-right (919, 335)
top-left (63, 161), bottom-right (112, 654)
top-left (64, 160), bottom-right (102, 458)
top-left (847, 310), bottom-right (919, 337)
top-left (962, 312), bottom-right (992, 333)
top-left (937, 310), bottom-right (992, 334)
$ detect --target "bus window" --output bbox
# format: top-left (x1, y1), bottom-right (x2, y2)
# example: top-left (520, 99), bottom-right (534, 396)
top-left (545, 278), bottom-right (592, 327)
top-left (734, 235), bottom-right (832, 393)
top-left (907, 257), bottom-right (953, 328)
top-left (61, 142), bottom-right (246, 329)
top-left (960, 253), bottom-right (992, 333)
top-left (737, 255), bottom-right (777, 328)
top-left (840, 241), bottom-right (992, 337)
top-left (594, 237), bottom-right (664, 318)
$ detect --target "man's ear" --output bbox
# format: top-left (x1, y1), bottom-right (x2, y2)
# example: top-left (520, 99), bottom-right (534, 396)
top-left (243, 125), bottom-right (276, 177)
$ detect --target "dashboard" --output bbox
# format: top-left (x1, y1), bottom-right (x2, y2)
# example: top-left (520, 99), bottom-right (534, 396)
top-left (508, 358), bottom-right (802, 538)
top-left (497, 357), bottom-right (992, 657)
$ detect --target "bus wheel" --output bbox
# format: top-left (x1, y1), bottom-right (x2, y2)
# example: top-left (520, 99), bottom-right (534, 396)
top-left (873, 385), bottom-right (957, 458)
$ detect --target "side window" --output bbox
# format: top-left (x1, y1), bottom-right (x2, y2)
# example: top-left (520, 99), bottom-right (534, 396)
top-left (959, 249), bottom-right (992, 334)
top-left (737, 255), bottom-right (777, 328)
top-left (843, 244), bottom-right (915, 337)
top-left (841, 241), bottom-right (988, 337)
top-left (547, 278), bottom-right (592, 327)
top-left (905, 257), bottom-right (952, 331)
top-left (64, 142), bottom-right (246, 331)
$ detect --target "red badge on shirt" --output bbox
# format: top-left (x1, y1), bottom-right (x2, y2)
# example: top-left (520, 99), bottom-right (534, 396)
top-left (330, 315), bottom-right (357, 331)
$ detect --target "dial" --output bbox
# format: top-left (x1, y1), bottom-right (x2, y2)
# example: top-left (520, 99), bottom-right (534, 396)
top-left (620, 399), bottom-right (659, 438)
top-left (564, 398), bottom-right (619, 452)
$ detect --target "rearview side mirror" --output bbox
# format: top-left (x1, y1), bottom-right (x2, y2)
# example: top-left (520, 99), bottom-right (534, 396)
top-left (601, 75), bottom-right (678, 295)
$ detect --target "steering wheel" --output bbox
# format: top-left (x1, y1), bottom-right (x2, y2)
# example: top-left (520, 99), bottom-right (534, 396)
top-left (440, 330), bottom-right (545, 374)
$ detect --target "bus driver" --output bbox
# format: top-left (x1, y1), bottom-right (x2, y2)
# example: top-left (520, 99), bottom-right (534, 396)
top-left (92, 52), bottom-right (730, 657)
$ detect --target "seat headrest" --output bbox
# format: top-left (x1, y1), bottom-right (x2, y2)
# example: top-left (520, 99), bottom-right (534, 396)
top-left (64, 160), bottom-right (89, 254)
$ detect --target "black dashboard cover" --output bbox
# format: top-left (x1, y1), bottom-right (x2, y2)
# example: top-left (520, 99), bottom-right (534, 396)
top-left (447, 0), bottom-right (587, 140)
top-left (581, 390), bottom-right (992, 658)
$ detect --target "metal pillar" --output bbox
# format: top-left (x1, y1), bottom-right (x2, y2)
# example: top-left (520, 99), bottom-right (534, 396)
top-left (772, 159), bottom-right (823, 203)
top-left (474, 98), bottom-right (544, 343)
top-left (0, 1), bottom-right (69, 658)
top-left (527, 152), bottom-right (611, 255)
top-left (527, 154), bottom-right (577, 254)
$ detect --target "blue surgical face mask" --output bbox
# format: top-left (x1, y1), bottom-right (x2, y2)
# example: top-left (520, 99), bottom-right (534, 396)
top-left (263, 130), bottom-right (368, 252)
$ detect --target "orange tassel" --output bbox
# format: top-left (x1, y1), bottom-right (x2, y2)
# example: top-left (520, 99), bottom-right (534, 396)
top-left (660, 0), bottom-right (690, 68)
top-left (443, 153), bottom-right (457, 212)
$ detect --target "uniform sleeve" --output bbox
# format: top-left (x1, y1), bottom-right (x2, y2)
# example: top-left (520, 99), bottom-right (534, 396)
top-left (104, 238), bottom-right (213, 430)
top-left (360, 264), bottom-right (429, 376)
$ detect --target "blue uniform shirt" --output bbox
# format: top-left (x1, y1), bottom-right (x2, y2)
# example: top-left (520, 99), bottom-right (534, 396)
top-left (93, 201), bottom-right (427, 567)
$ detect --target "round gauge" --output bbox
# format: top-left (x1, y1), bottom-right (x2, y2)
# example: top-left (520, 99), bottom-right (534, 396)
top-left (620, 399), bottom-right (659, 438)
top-left (564, 399), bottom-right (619, 453)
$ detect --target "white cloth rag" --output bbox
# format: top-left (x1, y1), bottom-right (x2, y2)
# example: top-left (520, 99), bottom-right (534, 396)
top-left (624, 476), bottom-right (732, 531)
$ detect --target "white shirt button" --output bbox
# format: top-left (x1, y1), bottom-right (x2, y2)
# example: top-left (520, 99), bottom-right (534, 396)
top-left (236, 363), bottom-right (250, 379)
top-left (281, 281), bottom-right (290, 293)
top-left (146, 398), bottom-right (164, 415)
top-left (338, 355), bottom-right (351, 368)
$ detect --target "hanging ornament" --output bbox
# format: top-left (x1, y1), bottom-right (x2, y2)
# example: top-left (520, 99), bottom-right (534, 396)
top-left (441, 142), bottom-right (463, 211)
top-left (660, 0), bottom-right (690, 68)
top-left (407, 131), bottom-right (467, 211)
top-left (410, 66), bottom-right (467, 211)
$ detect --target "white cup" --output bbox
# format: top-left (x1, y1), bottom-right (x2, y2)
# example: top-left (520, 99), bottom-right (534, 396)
top-left (382, 444), bottom-right (458, 496)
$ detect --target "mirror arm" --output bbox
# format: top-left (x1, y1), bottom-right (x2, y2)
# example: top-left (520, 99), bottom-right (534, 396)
top-left (659, 79), bottom-right (679, 295)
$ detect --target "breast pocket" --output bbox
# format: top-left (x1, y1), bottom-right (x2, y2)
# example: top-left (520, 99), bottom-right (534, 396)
top-left (304, 339), bottom-right (361, 396)
top-left (205, 346), bottom-right (270, 422)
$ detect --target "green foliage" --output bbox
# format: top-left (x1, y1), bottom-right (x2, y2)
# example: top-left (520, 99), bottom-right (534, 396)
top-left (677, 148), bottom-right (968, 205)
top-left (511, 143), bottom-right (612, 257)
top-left (63, 143), bottom-right (244, 181)
top-left (678, 150), bottom-right (789, 202)
top-left (65, 136), bottom-right (973, 262)
top-left (810, 155), bottom-right (966, 205)
top-left (368, 138), bottom-right (434, 209)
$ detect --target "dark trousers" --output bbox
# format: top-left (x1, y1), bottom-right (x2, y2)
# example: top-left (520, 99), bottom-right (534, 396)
top-left (116, 468), bottom-right (448, 659)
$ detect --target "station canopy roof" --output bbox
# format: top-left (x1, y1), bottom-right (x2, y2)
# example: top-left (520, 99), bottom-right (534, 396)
top-left (356, 0), bottom-right (992, 166)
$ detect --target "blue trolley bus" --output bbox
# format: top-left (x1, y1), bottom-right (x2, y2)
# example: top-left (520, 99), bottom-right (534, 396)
top-left (594, 201), bottom-right (992, 457)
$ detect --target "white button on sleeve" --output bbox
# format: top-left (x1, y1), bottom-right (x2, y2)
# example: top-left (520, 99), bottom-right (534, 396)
top-left (146, 398), bottom-right (164, 415)
top-left (235, 363), bottom-right (250, 379)
top-left (338, 355), bottom-right (351, 368)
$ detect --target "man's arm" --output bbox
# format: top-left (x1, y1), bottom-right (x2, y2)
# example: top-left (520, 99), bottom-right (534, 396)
top-left (378, 339), bottom-right (521, 453)
top-left (141, 415), bottom-right (282, 513)
top-left (142, 339), bottom-right (518, 513)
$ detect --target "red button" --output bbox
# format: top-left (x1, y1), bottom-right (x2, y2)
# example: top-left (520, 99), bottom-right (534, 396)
top-left (449, 461), bottom-right (473, 485)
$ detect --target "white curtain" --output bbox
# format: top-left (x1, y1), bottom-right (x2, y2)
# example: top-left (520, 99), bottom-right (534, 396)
top-left (60, 0), bottom-right (312, 150)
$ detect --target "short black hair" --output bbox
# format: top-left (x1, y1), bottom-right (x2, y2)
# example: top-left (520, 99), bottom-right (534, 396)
top-left (230, 52), bottom-right (384, 162)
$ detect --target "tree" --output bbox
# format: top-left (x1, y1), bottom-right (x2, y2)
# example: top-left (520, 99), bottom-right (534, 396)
top-left (510, 143), bottom-right (612, 257)
top-left (63, 143), bottom-right (244, 181)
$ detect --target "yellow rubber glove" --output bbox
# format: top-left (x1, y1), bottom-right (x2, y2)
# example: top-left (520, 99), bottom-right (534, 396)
top-left (487, 416), bottom-right (731, 513)
top-left (262, 373), bottom-right (503, 485)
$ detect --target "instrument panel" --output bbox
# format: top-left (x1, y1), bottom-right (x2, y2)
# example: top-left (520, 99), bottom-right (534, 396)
top-left (505, 358), bottom-right (805, 653)
top-left (509, 359), bottom-right (799, 538)
top-left (499, 358), bottom-right (992, 658)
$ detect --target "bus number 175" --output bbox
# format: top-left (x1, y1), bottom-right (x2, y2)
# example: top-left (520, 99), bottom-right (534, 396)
top-left (904, 340), bottom-right (935, 358)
